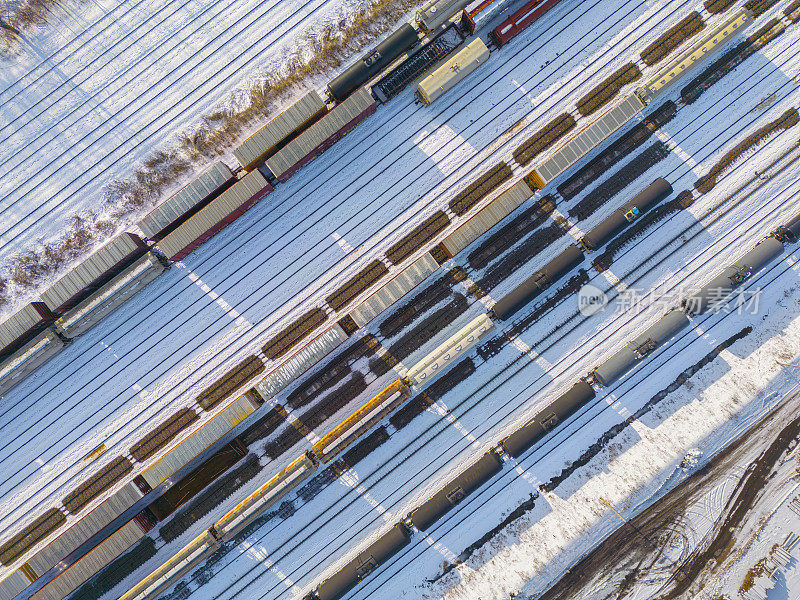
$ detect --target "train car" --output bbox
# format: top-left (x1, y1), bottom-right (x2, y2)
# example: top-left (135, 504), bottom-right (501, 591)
top-left (116, 529), bottom-right (220, 600)
top-left (139, 391), bottom-right (262, 490)
top-left (39, 233), bottom-right (147, 314)
top-left (502, 381), bottom-right (596, 457)
top-left (635, 8), bottom-right (752, 103)
top-left (416, 38), bottom-right (490, 105)
top-left (215, 452), bottom-right (316, 541)
top-left (54, 253), bottom-right (166, 339)
top-left (490, 0), bottom-right (563, 47)
top-left (492, 245), bottom-right (583, 321)
top-left (0, 303), bottom-right (55, 361)
top-left (233, 92), bottom-right (328, 172)
top-left (156, 170), bottom-right (273, 261)
top-left (314, 524), bottom-right (411, 600)
top-left (0, 329), bottom-right (64, 396)
top-left (0, 569), bottom-right (32, 600)
top-left (774, 211), bottom-right (800, 243)
top-left (405, 313), bottom-right (494, 388)
top-left (438, 179), bottom-right (533, 258)
top-left (591, 309), bottom-right (690, 386)
top-left (255, 324), bottom-right (350, 401)
top-left (682, 237), bottom-right (785, 315)
top-left (347, 253), bottom-right (439, 328)
top-left (525, 94), bottom-right (646, 190)
top-left (138, 162), bottom-right (236, 241)
top-left (409, 451), bottom-right (502, 531)
top-left (30, 515), bottom-right (153, 600)
top-left (312, 381), bottom-right (411, 463)
top-left (328, 25), bottom-right (420, 103)
top-left (265, 88), bottom-right (377, 183)
top-left (580, 178), bottom-right (672, 251)
top-left (373, 24), bottom-right (465, 104)
top-left (460, 0), bottom-right (516, 34)
top-left (416, 0), bottom-right (471, 32)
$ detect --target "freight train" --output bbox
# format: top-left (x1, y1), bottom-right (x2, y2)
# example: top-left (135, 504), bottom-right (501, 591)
top-left (0, 4), bottom-right (768, 600)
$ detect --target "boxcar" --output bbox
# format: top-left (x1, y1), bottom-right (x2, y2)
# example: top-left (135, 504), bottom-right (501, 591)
top-left (526, 94), bottom-right (645, 190)
top-left (461, 0), bottom-right (517, 34)
top-left (40, 233), bottom-right (147, 314)
top-left (138, 162), bottom-right (236, 240)
top-left (0, 329), bottom-right (64, 396)
top-left (0, 569), bottom-right (32, 600)
top-left (490, 0), bottom-right (563, 47)
top-left (233, 92), bottom-right (328, 171)
top-left (0, 303), bottom-right (55, 360)
top-left (328, 25), bottom-right (420, 103)
top-left (265, 88), bottom-right (376, 183)
top-left (156, 170), bottom-right (273, 261)
top-left (54, 253), bottom-right (166, 339)
top-left (416, 39), bottom-right (490, 105)
top-left (417, 0), bottom-right (471, 31)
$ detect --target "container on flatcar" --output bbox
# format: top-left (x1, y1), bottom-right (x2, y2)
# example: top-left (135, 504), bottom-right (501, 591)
top-left (40, 233), bottom-right (147, 314)
top-left (328, 25), bottom-right (420, 103)
top-left (591, 309), bottom-right (689, 386)
top-left (0, 329), bottom-right (64, 396)
top-left (138, 162), bottom-right (236, 241)
top-left (215, 452), bottom-right (316, 541)
top-left (54, 253), bottom-right (166, 339)
top-left (580, 178), bottom-right (672, 251)
top-left (313, 381), bottom-right (411, 462)
top-left (492, 245), bottom-right (583, 321)
top-left (116, 530), bottom-right (220, 600)
top-left (416, 0), bottom-right (471, 31)
top-left (440, 179), bottom-right (533, 257)
top-left (139, 391), bottom-right (261, 489)
top-left (409, 452), bottom-right (502, 531)
top-left (405, 313), bottom-right (494, 387)
top-left (265, 88), bottom-right (376, 183)
top-left (502, 382), bottom-right (595, 457)
top-left (636, 8), bottom-right (752, 103)
top-left (30, 517), bottom-right (151, 600)
top-left (682, 237), bottom-right (784, 315)
top-left (0, 303), bottom-right (55, 361)
top-left (315, 524), bottom-right (411, 600)
top-left (348, 253), bottom-right (439, 328)
top-left (156, 170), bottom-right (273, 261)
top-left (461, 0), bottom-right (516, 34)
top-left (416, 39), bottom-right (490, 105)
top-left (234, 92), bottom-right (328, 171)
top-left (490, 0), bottom-right (563, 47)
top-left (526, 94), bottom-right (645, 190)
top-left (373, 24), bottom-right (465, 103)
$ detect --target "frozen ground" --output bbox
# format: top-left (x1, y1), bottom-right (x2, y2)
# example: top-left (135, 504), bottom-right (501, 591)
top-left (3, 0), bottom-right (800, 599)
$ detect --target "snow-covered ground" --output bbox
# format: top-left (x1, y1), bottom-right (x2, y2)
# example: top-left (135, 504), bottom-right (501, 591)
top-left (4, 0), bottom-right (800, 599)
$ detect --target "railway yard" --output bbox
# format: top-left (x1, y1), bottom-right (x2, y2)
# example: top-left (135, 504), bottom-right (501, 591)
top-left (3, 0), bottom-right (800, 599)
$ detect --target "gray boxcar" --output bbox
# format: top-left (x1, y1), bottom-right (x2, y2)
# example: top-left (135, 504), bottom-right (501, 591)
top-left (0, 329), bottom-right (64, 396)
top-left (0, 303), bottom-right (55, 359)
top-left (581, 178), bottom-right (672, 251)
top-left (40, 233), bottom-right (147, 314)
top-left (54, 253), bottom-right (166, 339)
top-left (502, 381), bottom-right (595, 458)
top-left (138, 162), bottom-right (236, 240)
top-left (417, 0), bottom-right (471, 31)
top-left (156, 170), bottom-right (273, 261)
top-left (409, 452), bottom-right (502, 531)
top-left (592, 309), bottom-right (689, 386)
top-left (233, 92), bottom-right (328, 171)
top-left (492, 245), bottom-right (584, 321)
top-left (265, 88), bottom-right (377, 183)
top-left (682, 237), bottom-right (784, 315)
top-left (328, 25), bottom-right (419, 103)
top-left (316, 524), bottom-right (411, 600)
